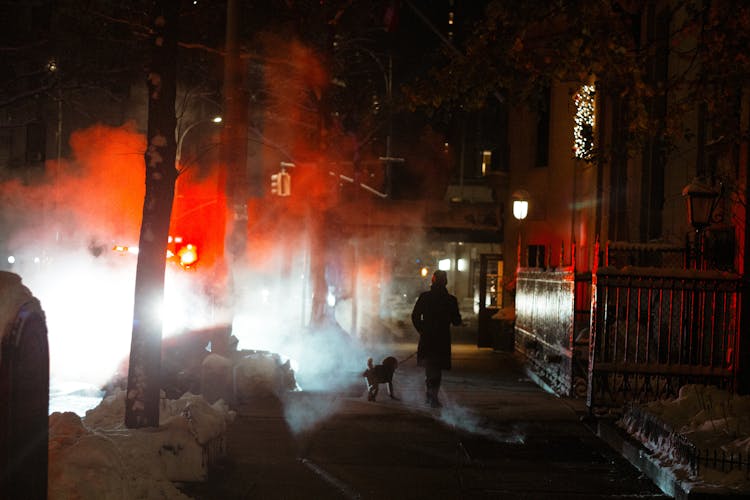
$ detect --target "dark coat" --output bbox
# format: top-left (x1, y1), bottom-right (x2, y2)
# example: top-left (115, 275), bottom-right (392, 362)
top-left (411, 284), bottom-right (462, 369)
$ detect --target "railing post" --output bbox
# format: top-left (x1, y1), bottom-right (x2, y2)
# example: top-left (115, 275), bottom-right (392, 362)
top-left (586, 239), bottom-right (600, 410)
top-left (738, 279), bottom-right (750, 394)
top-left (605, 239), bottom-right (610, 267)
top-left (571, 238), bottom-right (577, 272)
top-left (560, 240), bottom-right (565, 268)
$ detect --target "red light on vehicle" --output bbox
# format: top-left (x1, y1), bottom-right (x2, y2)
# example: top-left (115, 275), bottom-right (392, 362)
top-left (178, 244), bottom-right (198, 267)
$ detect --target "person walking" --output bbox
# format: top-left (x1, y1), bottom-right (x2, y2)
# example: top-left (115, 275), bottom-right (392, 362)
top-left (411, 270), bottom-right (462, 407)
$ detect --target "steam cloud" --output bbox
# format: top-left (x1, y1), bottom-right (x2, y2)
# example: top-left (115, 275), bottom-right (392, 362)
top-left (1, 34), bottom-right (459, 440)
top-left (0, 122), bottom-right (371, 404)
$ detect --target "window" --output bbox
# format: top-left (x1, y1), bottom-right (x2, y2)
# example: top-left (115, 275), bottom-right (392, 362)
top-left (527, 245), bottom-right (546, 268)
top-left (25, 121), bottom-right (46, 164)
top-left (535, 87), bottom-right (550, 167)
top-left (0, 130), bottom-right (11, 167)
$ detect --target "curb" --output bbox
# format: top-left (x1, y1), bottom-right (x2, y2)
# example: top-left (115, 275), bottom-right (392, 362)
top-left (595, 419), bottom-right (747, 500)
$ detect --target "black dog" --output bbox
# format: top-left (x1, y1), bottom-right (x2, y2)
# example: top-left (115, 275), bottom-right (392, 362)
top-left (363, 356), bottom-right (399, 401)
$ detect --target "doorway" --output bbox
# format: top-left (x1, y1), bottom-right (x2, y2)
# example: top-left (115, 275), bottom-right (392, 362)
top-left (477, 253), bottom-right (502, 347)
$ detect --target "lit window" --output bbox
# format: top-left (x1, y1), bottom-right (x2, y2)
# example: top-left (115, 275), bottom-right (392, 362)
top-left (457, 258), bottom-right (467, 272)
top-left (438, 258), bottom-right (451, 271)
top-left (573, 84), bottom-right (596, 160)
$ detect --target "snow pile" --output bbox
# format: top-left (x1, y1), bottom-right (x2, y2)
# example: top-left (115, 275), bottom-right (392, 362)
top-left (49, 391), bottom-right (235, 499)
top-left (194, 350), bottom-right (297, 404)
top-left (233, 350), bottom-right (297, 399)
top-left (620, 384), bottom-right (750, 491)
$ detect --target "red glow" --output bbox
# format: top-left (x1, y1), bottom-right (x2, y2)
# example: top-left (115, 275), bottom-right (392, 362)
top-left (170, 150), bottom-right (225, 272)
top-left (64, 123), bottom-right (146, 241)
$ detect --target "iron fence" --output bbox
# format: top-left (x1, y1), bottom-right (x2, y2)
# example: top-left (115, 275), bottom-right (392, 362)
top-left (695, 448), bottom-right (750, 477)
top-left (515, 268), bottom-right (591, 397)
top-left (587, 267), bottom-right (742, 410)
top-left (605, 241), bottom-right (687, 269)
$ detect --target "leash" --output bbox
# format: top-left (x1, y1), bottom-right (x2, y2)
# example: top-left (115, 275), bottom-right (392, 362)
top-left (399, 351), bottom-right (418, 364)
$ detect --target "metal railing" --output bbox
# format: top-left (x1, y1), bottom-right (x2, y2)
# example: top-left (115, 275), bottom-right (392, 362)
top-left (587, 267), bottom-right (742, 410)
top-left (605, 241), bottom-right (687, 269)
top-left (694, 448), bottom-right (750, 477)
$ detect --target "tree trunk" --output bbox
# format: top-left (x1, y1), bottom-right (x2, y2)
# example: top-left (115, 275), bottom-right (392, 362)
top-left (218, 0), bottom-right (249, 350)
top-left (125, 0), bottom-right (179, 428)
top-left (309, 210), bottom-right (329, 328)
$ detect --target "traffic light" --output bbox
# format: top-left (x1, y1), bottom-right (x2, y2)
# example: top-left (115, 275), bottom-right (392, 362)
top-left (177, 244), bottom-right (198, 268)
top-left (271, 168), bottom-right (291, 197)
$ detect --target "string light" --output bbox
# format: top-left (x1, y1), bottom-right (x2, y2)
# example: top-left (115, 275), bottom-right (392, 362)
top-left (573, 84), bottom-right (596, 160)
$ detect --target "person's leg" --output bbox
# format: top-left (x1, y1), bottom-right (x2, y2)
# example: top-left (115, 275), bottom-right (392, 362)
top-left (424, 360), bottom-right (442, 407)
top-left (430, 366), bottom-right (442, 407)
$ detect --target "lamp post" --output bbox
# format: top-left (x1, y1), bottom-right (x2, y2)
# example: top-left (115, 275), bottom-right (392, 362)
top-left (682, 177), bottom-right (719, 269)
top-left (176, 116), bottom-right (222, 166)
top-left (512, 190), bottom-right (529, 270)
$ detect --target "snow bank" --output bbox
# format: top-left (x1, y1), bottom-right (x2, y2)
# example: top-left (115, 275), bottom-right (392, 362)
top-left (619, 384), bottom-right (750, 491)
top-left (233, 350), bottom-right (297, 399)
top-left (641, 385), bottom-right (750, 453)
top-left (49, 391), bottom-right (235, 499)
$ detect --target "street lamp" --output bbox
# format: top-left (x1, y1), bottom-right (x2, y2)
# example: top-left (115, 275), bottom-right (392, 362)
top-left (682, 177), bottom-right (719, 269)
top-left (512, 189), bottom-right (530, 269)
top-left (176, 116), bottom-right (222, 166)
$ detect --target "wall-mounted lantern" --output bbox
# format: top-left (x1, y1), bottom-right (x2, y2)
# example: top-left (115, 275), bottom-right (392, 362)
top-left (681, 177), bottom-right (720, 268)
top-left (681, 177), bottom-right (719, 231)
top-left (512, 189), bottom-right (530, 269)
top-left (512, 189), bottom-right (530, 221)
top-left (513, 199), bottom-right (529, 221)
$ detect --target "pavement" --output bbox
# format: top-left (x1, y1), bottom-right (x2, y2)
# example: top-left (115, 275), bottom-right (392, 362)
top-left (176, 327), bottom-right (690, 499)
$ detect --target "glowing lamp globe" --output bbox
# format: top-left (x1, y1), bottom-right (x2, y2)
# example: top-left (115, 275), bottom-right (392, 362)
top-left (513, 200), bottom-right (529, 221)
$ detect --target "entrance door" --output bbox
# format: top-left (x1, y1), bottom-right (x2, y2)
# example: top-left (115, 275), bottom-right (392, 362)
top-left (477, 253), bottom-right (502, 347)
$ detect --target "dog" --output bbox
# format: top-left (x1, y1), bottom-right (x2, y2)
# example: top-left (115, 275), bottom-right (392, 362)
top-left (362, 356), bottom-right (399, 401)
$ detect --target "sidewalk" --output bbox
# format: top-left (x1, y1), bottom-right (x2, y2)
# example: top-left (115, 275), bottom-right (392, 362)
top-left (179, 330), bottom-right (671, 499)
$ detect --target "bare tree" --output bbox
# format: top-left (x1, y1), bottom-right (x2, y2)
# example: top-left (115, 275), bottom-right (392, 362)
top-left (125, 0), bottom-right (179, 428)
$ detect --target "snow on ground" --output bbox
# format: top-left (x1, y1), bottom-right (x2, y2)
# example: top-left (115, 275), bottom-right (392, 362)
top-left (620, 384), bottom-right (750, 493)
top-left (49, 391), bottom-right (235, 500)
top-left (49, 379), bottom-right (105, 415)
top-left (47, 349), bottom-right (300, 499)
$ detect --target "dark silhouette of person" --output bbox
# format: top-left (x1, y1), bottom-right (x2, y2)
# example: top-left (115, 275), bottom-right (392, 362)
top-left (411, 270), bottom-right (462, 407)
